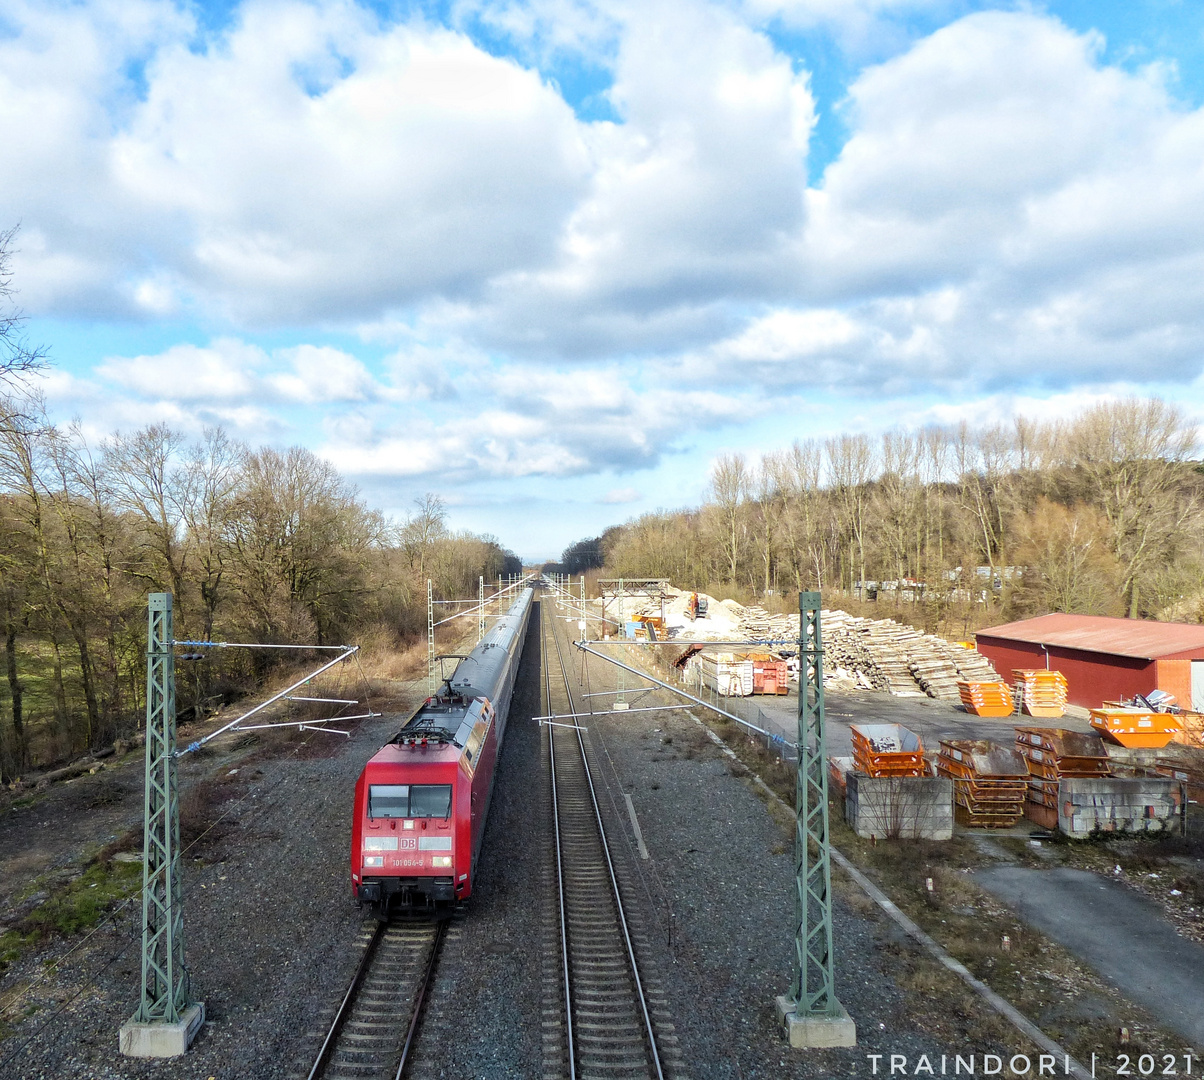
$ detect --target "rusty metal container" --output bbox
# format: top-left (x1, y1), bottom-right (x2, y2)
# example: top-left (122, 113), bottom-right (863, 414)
top-left (1015, 726), bottom-right (1111, 811)
top-left (937, 739), bottom-right (1028, 827)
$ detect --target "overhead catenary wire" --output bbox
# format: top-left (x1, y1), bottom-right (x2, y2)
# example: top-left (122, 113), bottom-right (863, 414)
top-left (171, 640), bottom-right (351, 650)
top-left (573, 641), bottom-right (797, 749)
top-left (177, 645), bottom-right (367, 756)
top-left (431, 573), bottom-right (536, 627)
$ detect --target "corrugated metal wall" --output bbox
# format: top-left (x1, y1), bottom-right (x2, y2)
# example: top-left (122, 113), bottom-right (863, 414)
top-left (975, 637), bottom-right (1156, 709)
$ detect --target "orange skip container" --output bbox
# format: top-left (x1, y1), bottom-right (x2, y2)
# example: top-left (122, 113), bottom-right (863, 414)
top-left (1089, 708), bottom-right (1182, 749)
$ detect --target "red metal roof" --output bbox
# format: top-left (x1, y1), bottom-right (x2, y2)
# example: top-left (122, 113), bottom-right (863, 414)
top-left (976, 613), bottom-right (1204, 661)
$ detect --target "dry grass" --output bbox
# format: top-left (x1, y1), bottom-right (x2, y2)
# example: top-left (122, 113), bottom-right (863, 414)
top-left (827, 801), bottom-right (1199, 1065)
top-left (354, 623), bottom-right (479, 710)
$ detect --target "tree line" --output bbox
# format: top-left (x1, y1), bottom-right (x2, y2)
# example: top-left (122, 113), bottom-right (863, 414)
top-left (560, 398), bottom-right (1204, 630)
top-left (0, 394), bottom-right (519, 779)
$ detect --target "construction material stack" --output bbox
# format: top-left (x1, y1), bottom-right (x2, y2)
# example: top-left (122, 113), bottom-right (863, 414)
top-left (736, 604), bottom-right (773, 638)
top-left (850, 723), bottom-right (926, 777)
top-left (1012, 670), bottom-right (1068, 718)
top-left (820, 611), bottom-right (1004, 700)
top-left (936, 739), bottom-right (1029, 827)
top-left (909, 658), bottom-right (961, 701)
top-left (1015, 727), bottom-right (1111, 828)
top-left (957, 680), bottom-right (1015, 717)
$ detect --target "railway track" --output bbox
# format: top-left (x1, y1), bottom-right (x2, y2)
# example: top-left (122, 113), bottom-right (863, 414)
top-left (541, 597), bottom-right (676, 1080)
top-left (306, 917), bottom-right (446, 1080)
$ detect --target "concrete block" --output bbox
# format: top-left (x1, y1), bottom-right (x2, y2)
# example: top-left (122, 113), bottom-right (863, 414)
top-left (775, 995), bottom-right (857, 1048)
top-left (119, 1003), bottom-right (204, 1058)
top-left (1058, 778), bottom-right (1181, 837)
top-left (844, 774), bottom-right (953, 841)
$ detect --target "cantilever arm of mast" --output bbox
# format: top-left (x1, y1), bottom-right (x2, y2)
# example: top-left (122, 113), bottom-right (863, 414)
top-left (574, 640), bottom-right (798, 749)
top-left (431, 573), bottom-right (537, 628)
top-left (174, 643), bottom-right (376, 756)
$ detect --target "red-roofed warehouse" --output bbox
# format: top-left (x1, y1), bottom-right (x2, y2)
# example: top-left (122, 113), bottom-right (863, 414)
top-left (975, 613), bottom-right (1204, 711)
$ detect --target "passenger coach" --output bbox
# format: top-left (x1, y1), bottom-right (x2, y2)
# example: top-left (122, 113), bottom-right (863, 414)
top-left (351, 586), bottom-right (532, 914)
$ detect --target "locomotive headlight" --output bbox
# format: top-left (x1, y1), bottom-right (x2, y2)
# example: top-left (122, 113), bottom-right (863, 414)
top-left (363, 836), bottom-right (398, 851)
top-left (363, 856), bottom-right (384, 867)
top-left (431, 856), bottom-right (453, 868)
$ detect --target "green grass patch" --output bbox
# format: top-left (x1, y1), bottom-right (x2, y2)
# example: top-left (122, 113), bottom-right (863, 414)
top-left (19, 860), bottom-right (141, 940)
top-left (0, 927), bottom-right (35, 968)
top-left (0, 859), bottom-right (142, 979)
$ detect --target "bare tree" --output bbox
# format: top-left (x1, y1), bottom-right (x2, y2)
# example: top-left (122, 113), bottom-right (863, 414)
top-left (826, 434), bottom-right (874, 592)
top-left (0, 226), bottom-right (47, 381)
top-left (177, 428), bottom-right (243, 641)
top-left (709, 453), bottom-right (750, 583)
top-left (877, 431), bottom-right (922, 595)
top-left (0, 394), bottom-right (72, 745)
top-left (917, 425), bottom-right (950, 584)
top-left (402, 493), bottom-right (448, 583)
top-left (1011, 498), bottom-right (1122, 615)
top-left (103, 423), bottom-right (190, 610)
top-left (1064, 398), bottom-right (1199, 617)
top-left (771, 439), bottom-right (824, 591)
top-left (753, 456), bottom-right (778, 594)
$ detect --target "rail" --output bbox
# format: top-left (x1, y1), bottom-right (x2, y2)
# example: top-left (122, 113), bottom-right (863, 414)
top-left (542, 598), bottom-right (665, 1080)
top-left (306, 919), bottom-right (447, 1080)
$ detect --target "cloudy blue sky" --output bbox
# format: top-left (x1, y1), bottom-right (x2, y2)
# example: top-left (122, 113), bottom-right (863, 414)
top-left (5, 0), bottom-right (1204, 559)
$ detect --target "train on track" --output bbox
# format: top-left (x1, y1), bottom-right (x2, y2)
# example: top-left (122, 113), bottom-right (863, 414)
top-left (351, 585), bottom-right (534, 914)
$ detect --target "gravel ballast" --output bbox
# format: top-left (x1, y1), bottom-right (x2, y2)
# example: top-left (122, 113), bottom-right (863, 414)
top-left (2, 600), bottom-right (1044, 1078)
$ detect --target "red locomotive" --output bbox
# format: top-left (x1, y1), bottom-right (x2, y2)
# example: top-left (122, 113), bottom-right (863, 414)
top-left (351, 586), bottom-right (533, 914)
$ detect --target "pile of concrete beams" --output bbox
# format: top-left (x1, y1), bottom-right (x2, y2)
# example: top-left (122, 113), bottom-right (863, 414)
top-left (821, 611), bottom-right (1002, 701)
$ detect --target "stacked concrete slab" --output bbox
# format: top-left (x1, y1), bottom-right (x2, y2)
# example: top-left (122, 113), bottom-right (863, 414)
top-left (1057, 777), bottom-right (1182, 837)
top-left (844, 773), bottom-right (954, 840)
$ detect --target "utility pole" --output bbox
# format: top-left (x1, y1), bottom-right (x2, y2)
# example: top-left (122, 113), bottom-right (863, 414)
top-left (427, 579), bottom-right (435, 698)
top-left (120, 594), bottom-right (204, 1057)
top-left (776, 593), bottom-right (856, 1047)
top-left (615, 578), bottom-right (626, 707)
top-left (478, 576), bottom-right (485, 642)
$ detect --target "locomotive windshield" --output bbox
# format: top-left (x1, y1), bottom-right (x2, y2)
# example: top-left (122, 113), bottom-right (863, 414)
top-left (409, 784), bottom-right (452, 818)
top-left (368, 783), bottom-right (452, 819)
top-left (368, 784), bottom-right (408, 818)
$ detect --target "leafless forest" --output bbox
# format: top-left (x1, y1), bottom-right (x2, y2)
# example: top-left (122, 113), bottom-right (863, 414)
top-left (0, 395), bottom-right (517, 778)
top-left (559, 398), bottom-right (1204, 636)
